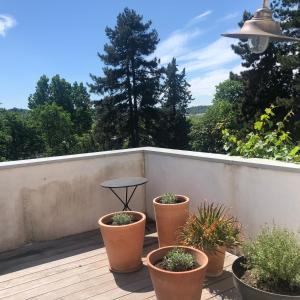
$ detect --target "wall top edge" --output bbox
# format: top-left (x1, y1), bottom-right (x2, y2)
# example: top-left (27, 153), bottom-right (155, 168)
top-left (1, 147), bottom-right (300, 173)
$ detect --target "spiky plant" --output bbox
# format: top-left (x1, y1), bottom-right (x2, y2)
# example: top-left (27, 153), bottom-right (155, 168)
top-left (160, 193), bottom-right (178, 204)
top-left (111, 213), bottom-right (133, 225)
top-left (178, 202), bottom-right (241, 253)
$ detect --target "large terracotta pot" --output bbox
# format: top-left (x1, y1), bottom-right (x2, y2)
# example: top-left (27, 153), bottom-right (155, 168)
top-left (204, 246), bottom-right (226, 277)
top-left (153, 195), bottom-right (189, 247)
top-left (147, 246), bottom-right (208, 300)
top-left (99, 211), bottom-right (146, 273)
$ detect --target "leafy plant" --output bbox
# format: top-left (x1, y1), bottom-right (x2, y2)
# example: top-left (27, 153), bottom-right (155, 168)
top-left (178, 202), bottom-right (241, 253)
top-left (160, 193), bottom-right (178, 204)
top-left (222, 105), bottom-right (300, 162)
top-left (243, 226), bottom-right (300, 294)
top-left (160, 248), bottom-right (197, 272)
top-left (111, 213), bottom-right (133, 225)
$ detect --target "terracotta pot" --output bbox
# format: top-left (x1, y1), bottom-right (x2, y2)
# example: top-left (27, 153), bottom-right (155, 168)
top-left (147, 246), bottom-right (208, 300)
top-left (153, 195), bottom-right (189, 247)
top-left (99, 211), bottom-right (146, 273)
top-left (204, 246), bottom-right (226, 277)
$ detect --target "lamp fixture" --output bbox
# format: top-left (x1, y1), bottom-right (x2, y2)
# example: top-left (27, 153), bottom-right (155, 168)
top-left (222, 0), bottom-right (300, 54)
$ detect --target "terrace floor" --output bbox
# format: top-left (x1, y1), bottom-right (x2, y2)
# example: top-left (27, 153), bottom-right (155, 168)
top-left (0, 226), bottom-right (240, 300)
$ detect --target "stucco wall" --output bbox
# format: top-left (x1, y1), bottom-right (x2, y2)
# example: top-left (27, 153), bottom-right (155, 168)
top-left (0, 149), bottom-right (145, 252)
top-left (144, 148), bottom-right (300, 238)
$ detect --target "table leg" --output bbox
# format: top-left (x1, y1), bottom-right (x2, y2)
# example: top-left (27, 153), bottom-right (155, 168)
top-left (109, 188), bottom-right (127, 210)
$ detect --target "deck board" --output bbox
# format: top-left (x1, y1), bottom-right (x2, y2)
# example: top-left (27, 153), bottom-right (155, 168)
top-left (0, 229), bottom-right (240, 299)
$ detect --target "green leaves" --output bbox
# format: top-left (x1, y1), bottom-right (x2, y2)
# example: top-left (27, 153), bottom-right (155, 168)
top-left (244, 226), bottom-right (300, 293)
top-left (223, 106), bottom-right (300, 162)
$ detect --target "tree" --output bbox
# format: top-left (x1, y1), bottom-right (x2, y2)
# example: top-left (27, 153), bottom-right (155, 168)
top-left (231, 1), bottom-right (299, 140)
top-left (89, 8), bottom-right (161, 148)
top-left (160, 58), bottom-right (193, 149)
top-left (28, 75), bottom-right (50, 109)
top-left (31, 103), bottom-right (74, 156)
top-left (214, 78), bottom-right (243, 103)
top-left (71, 82), bottom-right (93, 134)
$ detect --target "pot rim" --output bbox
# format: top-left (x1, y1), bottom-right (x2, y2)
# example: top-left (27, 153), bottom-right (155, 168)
top-left (147, 245), bottom-right (208, 275)
top-left (98, 211), bottom-right (146, 228)
top-left (153, 195), bottom-right (190, 206)
top-left (232, 256), bottom-right (300, 298)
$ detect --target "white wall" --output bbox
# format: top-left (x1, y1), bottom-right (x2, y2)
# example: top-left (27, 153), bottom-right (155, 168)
top-left (0, 149), bottom-right (145, 252)
top-left (144, 148), bottom-right (300, 238)
top-left (1, 147), bottom-right (300, 253)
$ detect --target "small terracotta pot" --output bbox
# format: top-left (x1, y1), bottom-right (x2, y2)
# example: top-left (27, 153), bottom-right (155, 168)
top-left (153, 195), bottom-right (189, 247)
top-left (204, 246), bottom-right (226, 277)
top-left (99, 211), bottom-right (146, 273)
top-left (147, 246), bottom-right (208, 300)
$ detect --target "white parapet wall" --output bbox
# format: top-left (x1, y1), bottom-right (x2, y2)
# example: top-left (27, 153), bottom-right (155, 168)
top-left (1, 147), bottom-right (300, 252)
top-left (144, 147), bottom-right (300, 238)
top-left (0, 149), bottom-right (145, 252)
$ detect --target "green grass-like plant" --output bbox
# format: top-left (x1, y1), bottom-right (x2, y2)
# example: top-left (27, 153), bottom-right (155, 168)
top-left (160, 193), bottom-right (178, 204)
top-left (111, 213), bottom-right (133, 225)
top-left (160, 248), bottom-right (197, 272)
top-left (178, 202), bottom-right (241, 253)
top-left (243, 226), bottom-right (300, 294)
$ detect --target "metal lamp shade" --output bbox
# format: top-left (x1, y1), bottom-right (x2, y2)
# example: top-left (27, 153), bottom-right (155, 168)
top-left (222, 6), bottom-right (300, 43)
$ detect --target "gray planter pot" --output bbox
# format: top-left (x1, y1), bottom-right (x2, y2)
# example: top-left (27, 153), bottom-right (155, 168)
top-left (232, 256), bottom-right (300, 300)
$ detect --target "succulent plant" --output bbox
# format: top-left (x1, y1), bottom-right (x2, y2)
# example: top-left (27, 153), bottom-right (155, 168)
top-left (178, 202), bottom-right (241, 253)
top-left (160, 193), bottom-right (178, 204)
top-left (111, 212), bottom-right (133, 225)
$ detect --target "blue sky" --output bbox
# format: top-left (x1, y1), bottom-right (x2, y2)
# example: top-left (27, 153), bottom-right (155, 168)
top-left (0, 0), bottom-right (262, 108)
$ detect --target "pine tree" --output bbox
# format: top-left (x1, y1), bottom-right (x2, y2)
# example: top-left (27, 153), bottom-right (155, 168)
top-left (160, 58), bottom-right (193, 149)
top-left (89, 8), bottom-right (161, 148)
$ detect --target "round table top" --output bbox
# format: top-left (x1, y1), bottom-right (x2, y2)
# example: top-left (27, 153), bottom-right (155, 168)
top-left (101, 177), bottom-right (148, 188)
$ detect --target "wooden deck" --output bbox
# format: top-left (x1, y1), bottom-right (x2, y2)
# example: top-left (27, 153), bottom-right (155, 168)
top-left (0, 228), bottom-right (240, 300)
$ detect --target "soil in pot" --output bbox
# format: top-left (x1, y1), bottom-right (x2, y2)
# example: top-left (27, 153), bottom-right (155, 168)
top-left (99, 211), bottom-right (146, 273)
top-left (153, 195), bottom-right (189, 247)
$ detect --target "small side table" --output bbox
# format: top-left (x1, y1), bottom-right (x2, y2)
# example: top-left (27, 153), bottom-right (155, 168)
top-left (101, 177), bottom-right (148, 211)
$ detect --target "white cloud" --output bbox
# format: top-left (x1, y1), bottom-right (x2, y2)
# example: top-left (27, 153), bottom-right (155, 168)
top-left (155, 29), bottom-right (203, 65)
top-left (179, 37), bottom-right (239, 72)
top-left (186, 10), bottom-right (213, 27)
top-left (189, 64), bottom-right (244, 103)
top-left (0, 15), bottom-right (16, 37)
top-left (220, 12), bottom-right (240, 22)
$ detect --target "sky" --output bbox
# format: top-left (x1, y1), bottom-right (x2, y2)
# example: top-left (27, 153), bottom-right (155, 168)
top-left (0, 0), bottom-right (263, 109)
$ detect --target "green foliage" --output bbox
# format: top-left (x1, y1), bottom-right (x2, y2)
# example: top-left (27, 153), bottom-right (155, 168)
top-left (222, 106), bottom-right (300, 162)
top-left (189, 100), bottom-right (238, 153)
top-left (160, 248), bottom-right (197, 272)
top-left (186, 105), bottom-right (209, 115)
top-left (111, 213), bottom-right (133, 226)
top-left (214, 79), bottom-right (243, 104)
top-left (89, 8), bottom-right (161, 148)
top-left (179, 202), bottom-right (241, 253)
top-left (160, 193), bottom-right (178, 204)
top-left (243, 226), bottom-right (300, 293)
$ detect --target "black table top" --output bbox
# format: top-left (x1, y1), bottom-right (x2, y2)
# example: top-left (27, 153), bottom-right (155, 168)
top-left (101, 177), bottom-right (148, 188)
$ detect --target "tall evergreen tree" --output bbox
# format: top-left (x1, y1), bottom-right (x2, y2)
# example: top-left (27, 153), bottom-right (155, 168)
top-left (231, 1), bottom-right (299, 139)
top-left (89, 8), bottom-right (161, 148)
top-left (160, 58), bottom-right (193, 149)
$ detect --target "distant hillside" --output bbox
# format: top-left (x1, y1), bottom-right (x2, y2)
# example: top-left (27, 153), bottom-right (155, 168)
top-left (187, 105), bottom-right (209, 115)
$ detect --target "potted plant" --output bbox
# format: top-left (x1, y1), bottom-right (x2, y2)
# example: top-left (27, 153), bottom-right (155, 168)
top-left (147, 246), bottom-right (208, 300)
top-left (153, 193), bottom-right (189, 247)
top-left (178, 202), bottom-right (241, 277)
top-left (232, 226), bottom-right (300, 299)
top-left (99, 211), bottom-right (146, 273)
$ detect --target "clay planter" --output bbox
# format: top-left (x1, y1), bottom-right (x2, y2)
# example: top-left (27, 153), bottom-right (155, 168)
top-left (147, 246), bottom-right (208, 300)
top-left (204, 246), bottom-right (226, 277)
top-left (232, 256), bottom-right (300, 300)
top-left (98, 211), bottom-right (146, 273)
top-left (153, 195), bottom-right (189, 247)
